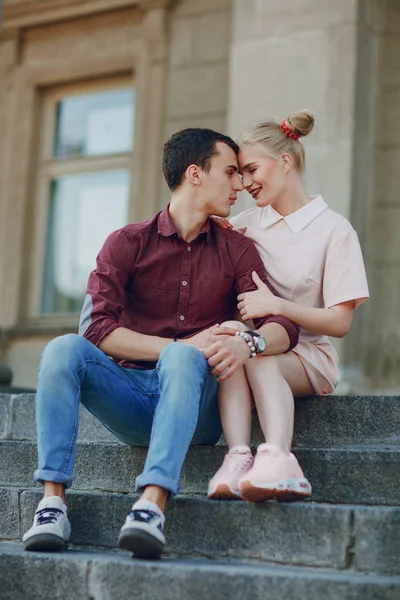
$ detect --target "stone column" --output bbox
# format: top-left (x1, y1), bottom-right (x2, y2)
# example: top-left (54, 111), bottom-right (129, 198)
top-left (349, 0), bottom-right (400, 390)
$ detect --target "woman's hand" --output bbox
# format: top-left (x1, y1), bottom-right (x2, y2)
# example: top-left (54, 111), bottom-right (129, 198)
top-left (210, 216), bottom-right (247, 235)
top-left (210, 216), bottom-right (232, 229)
top-left (237, 271), bottom-right (282, 320)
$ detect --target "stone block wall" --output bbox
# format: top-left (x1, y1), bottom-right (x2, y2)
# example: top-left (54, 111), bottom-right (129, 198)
top-left (158, 0), bottom-right (233, 207)
top-left (227, 0), bottom-right (359, 218)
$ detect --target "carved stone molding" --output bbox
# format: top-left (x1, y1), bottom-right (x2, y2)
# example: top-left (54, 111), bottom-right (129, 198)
top-left (2, 0), bottom-right (178, 31)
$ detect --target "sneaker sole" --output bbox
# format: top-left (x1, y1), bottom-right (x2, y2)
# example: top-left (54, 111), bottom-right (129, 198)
top-left (240, 478), bottom-right (312, 503)
top-left (24, 533), bottom-right (68, 552)
top-left (118, 528), bottom-right (164, 559)
top-left (208, 483), bottom-right (242, 501)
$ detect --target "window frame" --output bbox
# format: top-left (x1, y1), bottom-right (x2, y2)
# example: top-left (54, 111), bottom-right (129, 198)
top-left (28, 74), bottom-right (136, 325)
top-left (0, 5), bottom-right (169, 333)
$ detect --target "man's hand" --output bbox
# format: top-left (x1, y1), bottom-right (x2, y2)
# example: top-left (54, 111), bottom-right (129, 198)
top-left (184, 325), bottom-right (223, 352)
top-left (237, 271), bottom-right (282, 321)
top-left (203, 328), bottom-right (251, 382)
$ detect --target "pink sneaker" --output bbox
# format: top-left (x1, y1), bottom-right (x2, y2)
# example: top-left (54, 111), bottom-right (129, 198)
top-left (208, 446), bottom-right (254, 500)
top-left (239, 443), bottom-right (312, 502)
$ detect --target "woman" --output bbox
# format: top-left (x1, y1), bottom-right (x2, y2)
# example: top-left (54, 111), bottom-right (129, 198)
top-left (208, 110), bottom-right (369, 502)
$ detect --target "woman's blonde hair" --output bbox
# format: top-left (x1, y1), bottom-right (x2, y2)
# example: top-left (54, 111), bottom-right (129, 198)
top-left (238, 110), bottom-right (315, 173)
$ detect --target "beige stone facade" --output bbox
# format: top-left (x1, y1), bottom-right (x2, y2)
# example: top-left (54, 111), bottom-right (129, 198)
top-left (0, 0), bottom-right (398, 391)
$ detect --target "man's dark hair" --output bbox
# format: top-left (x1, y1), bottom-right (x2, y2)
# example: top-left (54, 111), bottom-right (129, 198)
top-left (163, 128), bottom-right (239, 191)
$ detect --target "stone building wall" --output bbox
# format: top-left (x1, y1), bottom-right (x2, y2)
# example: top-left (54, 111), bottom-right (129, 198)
top-left (0, 0), bottom-right (234, 388)
top-left (0, 0), bottom-right (399, 391)
top-left (158, 0), bottom-right (233, 207)
top-left (227, 0), bottom-right (359, 220)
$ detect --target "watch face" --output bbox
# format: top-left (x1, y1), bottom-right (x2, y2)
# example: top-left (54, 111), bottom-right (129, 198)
top-left (257, 336), bottom-right (267, 353)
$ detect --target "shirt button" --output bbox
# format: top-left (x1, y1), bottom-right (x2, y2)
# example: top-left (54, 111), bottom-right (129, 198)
top-left (182, 281), bottom-right (187, 286)
top-left (187, 246), bottom-right (191, 252)
top-left (179, 315), bottom-right (185, 321)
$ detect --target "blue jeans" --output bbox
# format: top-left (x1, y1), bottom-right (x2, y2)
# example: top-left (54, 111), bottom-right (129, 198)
top-left (34, 334), bottom-right (221, 495)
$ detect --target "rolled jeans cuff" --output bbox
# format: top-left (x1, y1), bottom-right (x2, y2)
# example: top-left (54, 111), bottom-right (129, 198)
top-left (135, 472), bottom-right (179, 497)
top-left (34, 469), bottom-right (73, 489)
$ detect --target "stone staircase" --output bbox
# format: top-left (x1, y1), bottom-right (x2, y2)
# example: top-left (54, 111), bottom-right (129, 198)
top-left (0, 393), bottom-right (399, 599)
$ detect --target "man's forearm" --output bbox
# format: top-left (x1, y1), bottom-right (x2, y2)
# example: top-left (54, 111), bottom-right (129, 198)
top-left (99, 327), bottom-right (172, 362)
top-left (256, 322), bottom-right (291, 355)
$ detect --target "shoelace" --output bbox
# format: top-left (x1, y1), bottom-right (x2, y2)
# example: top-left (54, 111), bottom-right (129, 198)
top-left (36, 507), bottom-right (64, 525)
top-left (223, 451), bottom-right (253, 473)
top-left (128, 509), bottom-right (159, 524)
top-left (128, 509), bottom-right (164, 532)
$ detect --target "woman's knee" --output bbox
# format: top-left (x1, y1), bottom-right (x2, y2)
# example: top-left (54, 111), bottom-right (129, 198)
top-left (220, 320), bottom-right (246, 331)
top-left (245, 354), bottom-right (283, 379)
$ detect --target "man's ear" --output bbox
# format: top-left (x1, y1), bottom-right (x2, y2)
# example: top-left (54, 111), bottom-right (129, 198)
top-left (282, 153), bottom-right (293, 173)
top-left (186, 164), bottom-right (202, 186)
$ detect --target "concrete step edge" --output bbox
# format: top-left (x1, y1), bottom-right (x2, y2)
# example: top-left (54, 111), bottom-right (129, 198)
top-left (0, 542), bottom-right (399, 600)
top-left (1, 438), bottom-right (400, 451)
top-left (1, 394), bottom-right (400, 446)
top-left (1, 487), bottom-right (399, 574)
top-left (1, 441), bottom-right (400, 505)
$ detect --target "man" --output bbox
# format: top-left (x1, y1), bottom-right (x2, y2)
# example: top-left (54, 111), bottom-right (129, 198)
top-left (23, 129), bottom-right (299, 558)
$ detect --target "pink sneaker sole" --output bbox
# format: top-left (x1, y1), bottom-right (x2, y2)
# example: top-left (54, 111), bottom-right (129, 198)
top-left (240, 477), bottom-right (312, 503)
top-left (207, 483), bottom-right (242, 501)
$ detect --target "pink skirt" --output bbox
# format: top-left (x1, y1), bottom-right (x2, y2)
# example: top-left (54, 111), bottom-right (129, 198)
top-left (292, 339), bottom-right (340, 395)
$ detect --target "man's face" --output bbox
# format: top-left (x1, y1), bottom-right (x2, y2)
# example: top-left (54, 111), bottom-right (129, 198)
top-left (200, 142), bottom-right (243, 217)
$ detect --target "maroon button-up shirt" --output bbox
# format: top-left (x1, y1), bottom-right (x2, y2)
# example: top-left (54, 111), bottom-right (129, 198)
top-left (79, 206), bottom-right (299, 368)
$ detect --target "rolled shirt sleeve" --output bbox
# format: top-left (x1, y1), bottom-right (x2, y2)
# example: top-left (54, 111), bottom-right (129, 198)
top-left (232, 234), bottom-right (299, 351)
top-left (79, 228), bottom-right (136, 347)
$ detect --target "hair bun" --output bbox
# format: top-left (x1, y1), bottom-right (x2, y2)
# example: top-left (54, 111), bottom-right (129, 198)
top-left (285, 110), bottom-right (315, 138)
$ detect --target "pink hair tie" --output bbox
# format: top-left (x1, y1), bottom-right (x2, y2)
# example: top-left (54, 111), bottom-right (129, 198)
top-left (281, 120), bottom-right (301, 140)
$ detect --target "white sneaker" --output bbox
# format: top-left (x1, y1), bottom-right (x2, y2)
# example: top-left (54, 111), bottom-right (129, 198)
top-left (23, 496), bottom-right (71, 551)
top-left (118, 500), bottom-right (165, 559)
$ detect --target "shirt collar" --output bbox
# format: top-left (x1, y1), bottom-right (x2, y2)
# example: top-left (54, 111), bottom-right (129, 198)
top-left (260, 195), bottom-right (328, 233)
top-left (158, 204), bottom-right (211, 240)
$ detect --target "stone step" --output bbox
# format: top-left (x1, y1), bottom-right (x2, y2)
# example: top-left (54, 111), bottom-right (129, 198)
top-left (1, 487), bottom-right (398, 574)
top-left (0, 542), bottom-right (399, 600)
top-left (1, 440), bottom-right (399, 505)
top-left (1, 393), bottom-right (399, 447)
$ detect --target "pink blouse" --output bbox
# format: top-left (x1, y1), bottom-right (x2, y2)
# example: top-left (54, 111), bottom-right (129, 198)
top-left (230, 195), bottom-right (369, 394)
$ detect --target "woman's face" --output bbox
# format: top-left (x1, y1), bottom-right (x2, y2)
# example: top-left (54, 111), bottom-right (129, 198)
top-left (238, 144), bottom-right (286, 208)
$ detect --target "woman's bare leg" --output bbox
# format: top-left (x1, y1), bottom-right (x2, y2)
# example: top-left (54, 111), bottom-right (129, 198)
top-left (239, 352), bottom-right (314, 502)
top-left (218, 366), bottom-right (253, 448)
top-left (207, 321), bottom-right (254, 499)
top-left (218, 320), bottom-right (253, 448)
top-left (245, 352), bottom-right (313, 453)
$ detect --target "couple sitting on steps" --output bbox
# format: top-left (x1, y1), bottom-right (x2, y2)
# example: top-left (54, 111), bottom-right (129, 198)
top-left (23, 112), bottom-right (369, 559)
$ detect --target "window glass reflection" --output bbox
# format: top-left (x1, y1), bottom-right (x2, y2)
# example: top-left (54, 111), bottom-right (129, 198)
top-left (42, 170), bottom-right (129, 315)
top-left (54, 88), bottom-right (135, 157)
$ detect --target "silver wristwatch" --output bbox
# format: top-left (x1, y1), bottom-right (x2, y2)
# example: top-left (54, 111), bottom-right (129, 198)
top-left (244, 330), bottom-right (267, 355)
top-left (235, 330), bottom-right (267, 358)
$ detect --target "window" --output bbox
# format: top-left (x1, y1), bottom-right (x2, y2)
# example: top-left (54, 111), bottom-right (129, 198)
top-left (31, 77), bottom-right (135, 318)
